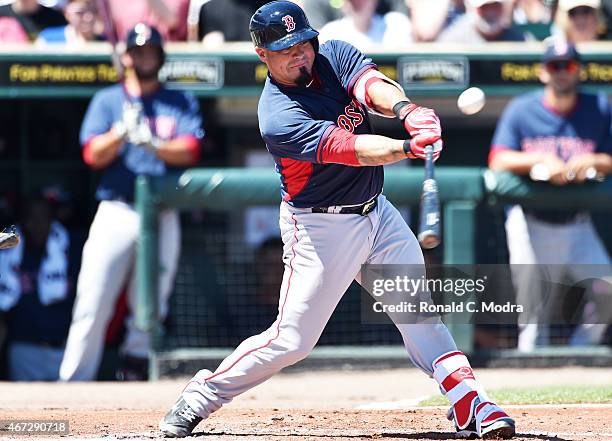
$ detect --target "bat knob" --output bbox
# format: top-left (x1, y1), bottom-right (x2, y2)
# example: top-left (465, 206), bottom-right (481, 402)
top-left (418, 231), bottom-right (440, 249)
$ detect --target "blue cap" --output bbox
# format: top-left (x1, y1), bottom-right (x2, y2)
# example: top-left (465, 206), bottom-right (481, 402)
top-left (250, 1), bottom-right (319, 51)
top-left (542, 39), bottom-right (581, 64)
top-left (126, 23), bottom-right (163, 49)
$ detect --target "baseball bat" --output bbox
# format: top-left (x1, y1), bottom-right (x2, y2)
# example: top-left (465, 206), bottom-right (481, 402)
top-left (417, 143), bottom-right (441, 249)
top-left (96, 0), bottom-right (123, 80)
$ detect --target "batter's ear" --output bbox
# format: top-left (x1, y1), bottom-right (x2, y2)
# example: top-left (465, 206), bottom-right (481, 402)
top-left (255, 47), bottom-right (267, 63)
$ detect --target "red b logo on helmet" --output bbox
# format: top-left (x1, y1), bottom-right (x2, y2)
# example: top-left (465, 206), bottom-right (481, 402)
top-left (282, 15), bottom-right (295, 32)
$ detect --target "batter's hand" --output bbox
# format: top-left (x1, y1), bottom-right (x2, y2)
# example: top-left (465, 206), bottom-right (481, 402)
top-left (394, 102), bottom-right (442, 140)
top-left (404, 136), bottom-right (443, 161)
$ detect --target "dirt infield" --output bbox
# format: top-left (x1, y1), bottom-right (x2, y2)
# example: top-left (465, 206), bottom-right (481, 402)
top-left (2, 406), bottom-right (611, 440)
top-left (0, 367), bottom-right (610, 440)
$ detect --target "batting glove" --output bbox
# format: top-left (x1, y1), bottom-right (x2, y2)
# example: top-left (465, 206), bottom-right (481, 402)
top-left (403, 136), bottom-right (443, 161)
top-left (394, 100), bottom-right (442, 136)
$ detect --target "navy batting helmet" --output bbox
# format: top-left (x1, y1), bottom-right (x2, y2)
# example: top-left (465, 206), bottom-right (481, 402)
top-left (249, 1), bottom-right (319, 52)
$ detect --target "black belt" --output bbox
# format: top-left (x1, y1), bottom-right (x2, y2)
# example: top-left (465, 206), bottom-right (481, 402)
top-left (310, 196), bottom-right (378, 216)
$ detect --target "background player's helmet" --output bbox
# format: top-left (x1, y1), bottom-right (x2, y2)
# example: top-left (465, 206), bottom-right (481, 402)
top-left (250, 1), bottom-right (319, 52)
top-left (125, 23), bottom-right (166, 63)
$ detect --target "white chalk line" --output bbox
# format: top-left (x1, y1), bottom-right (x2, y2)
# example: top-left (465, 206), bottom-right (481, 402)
top-left (519, 430), bottom-right (612, 438)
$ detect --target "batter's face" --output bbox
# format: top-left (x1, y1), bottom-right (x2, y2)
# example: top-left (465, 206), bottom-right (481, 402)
top-left (256, 40), bottom-right (315, 87)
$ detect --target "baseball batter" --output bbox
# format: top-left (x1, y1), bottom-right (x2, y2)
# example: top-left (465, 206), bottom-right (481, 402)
top-left (161, 2), bottom-right (515, 438)
top-left (60, 24), bottom-right (203, 381)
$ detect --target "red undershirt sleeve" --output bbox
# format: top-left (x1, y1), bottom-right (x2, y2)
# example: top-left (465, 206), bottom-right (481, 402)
top-left (319, 126), bottom-right (360, 166)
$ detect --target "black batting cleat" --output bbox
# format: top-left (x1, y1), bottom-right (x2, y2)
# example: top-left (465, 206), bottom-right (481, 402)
top-left (479, 418), bottom-right (516, 440)
top-left (159, 397), bottom-right (203, 438)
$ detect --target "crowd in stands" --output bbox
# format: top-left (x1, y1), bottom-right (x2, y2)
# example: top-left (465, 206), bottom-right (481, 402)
top-left (0, 0), bottom-right (611, 47)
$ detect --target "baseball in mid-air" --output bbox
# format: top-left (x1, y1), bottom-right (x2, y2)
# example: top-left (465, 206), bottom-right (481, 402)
top-left (457, 87), bottom-right (486, 115)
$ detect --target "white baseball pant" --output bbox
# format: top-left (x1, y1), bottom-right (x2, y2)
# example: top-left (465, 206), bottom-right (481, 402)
top-left (182, 194), bottom-right (457, 418)
top-left (505, 205), bottom-right (611, 351)
top-left (59, 200), bottom-right (180, 381)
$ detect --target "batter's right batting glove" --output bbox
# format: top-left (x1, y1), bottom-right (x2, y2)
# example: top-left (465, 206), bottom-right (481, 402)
top-left (402, 137), bottom-right (443, 161)
top-left (394, 101), bottom-right (443, 160)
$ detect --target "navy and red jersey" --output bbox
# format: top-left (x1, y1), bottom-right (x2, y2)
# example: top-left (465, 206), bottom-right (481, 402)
top-left (491, 90), bottom-right (612, 159)
top-left (80, 84), bottom-right (204, 202)
top-left (258, 39), bottom-right (383, 208)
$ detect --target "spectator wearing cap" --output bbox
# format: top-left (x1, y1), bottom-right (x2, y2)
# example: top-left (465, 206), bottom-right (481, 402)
top-left (489, 40), bottom-right (612, 351)
top-left (318, 0), bottom-right (413, 50)
top-left (0, 0), bottom-right (66, 41)
top-left (37, 0), bottom-right (105, 45)
top-left (438, 0), bottom-right (528, 42)
top-left (553, 0), bottom-right (603, 42)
